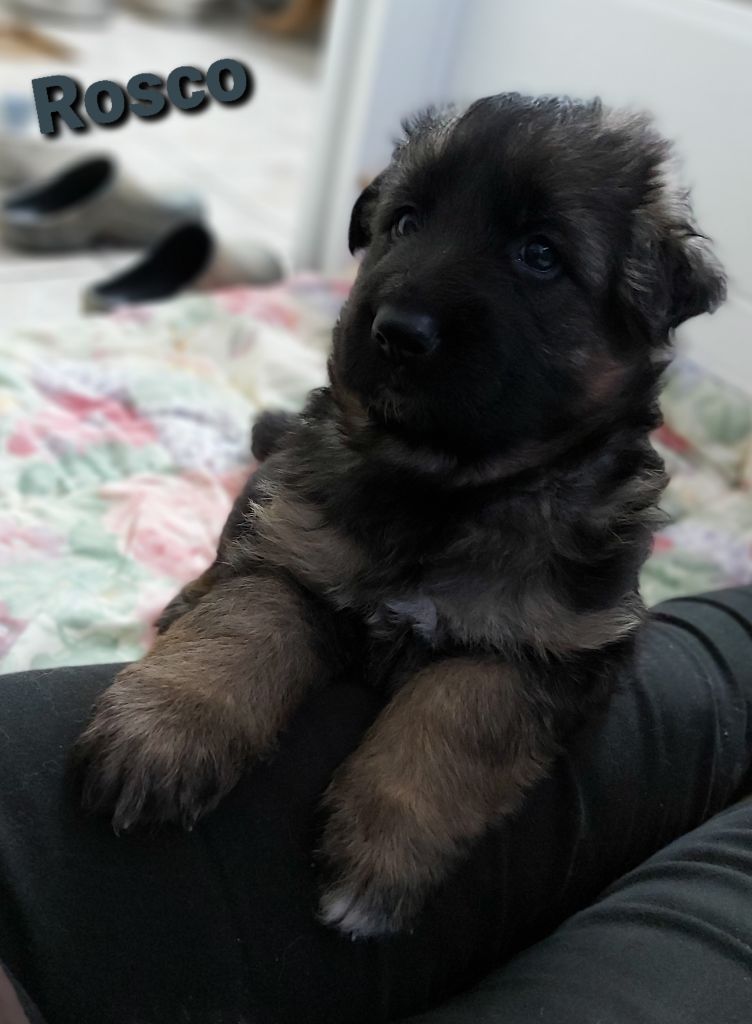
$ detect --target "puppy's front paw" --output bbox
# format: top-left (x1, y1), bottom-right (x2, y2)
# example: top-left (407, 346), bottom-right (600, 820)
top-left (318, 773), bottom-right (440, 940)
top-left (73, 664), bottom-right (245, 832)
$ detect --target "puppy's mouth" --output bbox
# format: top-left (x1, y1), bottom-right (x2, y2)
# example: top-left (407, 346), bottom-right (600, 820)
top-left (365, 387), bottom-right (408, 428)
top-left (342, 353), bottom-right (413, 425)
top-left (333, 317), bottom-right (435, 435)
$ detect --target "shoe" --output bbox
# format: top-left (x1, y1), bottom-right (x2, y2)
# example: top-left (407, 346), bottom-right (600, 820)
top-left (83, 221), bottom-right (285, 311)
top-left (1, 154), bottom-right (203, 251)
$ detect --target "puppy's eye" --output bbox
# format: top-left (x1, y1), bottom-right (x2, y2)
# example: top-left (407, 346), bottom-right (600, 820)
top-left (518, 236), bottom-right (560, 276)
top-left (391, 208), bottom-right (420, 240)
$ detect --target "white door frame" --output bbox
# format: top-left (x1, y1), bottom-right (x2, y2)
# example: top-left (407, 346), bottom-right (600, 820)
top-left (294, 0), bottom-right (465, 273)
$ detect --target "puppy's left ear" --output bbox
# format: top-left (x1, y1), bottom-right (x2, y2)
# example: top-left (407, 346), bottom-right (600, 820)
top-left (622, 187), bottom-right (726, 339)
top-left (348, 172), bottom-right (385, 254)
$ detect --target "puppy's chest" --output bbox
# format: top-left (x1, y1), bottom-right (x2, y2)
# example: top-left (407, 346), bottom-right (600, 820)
top-left (251, 488), bottom-right (512, 649)
top-left (366, 563), bottom-right (513, 650)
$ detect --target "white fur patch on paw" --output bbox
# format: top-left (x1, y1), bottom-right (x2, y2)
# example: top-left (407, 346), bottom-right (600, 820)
top-left (319, 885), bottom-right (397, 940)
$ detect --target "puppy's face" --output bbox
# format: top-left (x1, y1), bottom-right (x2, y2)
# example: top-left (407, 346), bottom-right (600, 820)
top-left (332, 94), bottom-right (725, 463)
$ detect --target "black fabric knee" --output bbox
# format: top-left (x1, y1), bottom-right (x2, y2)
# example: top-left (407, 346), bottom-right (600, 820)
top-left (0, 962), bottom-right (44, 1024)
top-left (406, 797), bottom-right (752, 1024)
top-left (0, 587), bottom-right (751, 1024)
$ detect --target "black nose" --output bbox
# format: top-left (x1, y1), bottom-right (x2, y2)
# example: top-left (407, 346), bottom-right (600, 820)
top-left (371, 305), bottom-right (440, 361)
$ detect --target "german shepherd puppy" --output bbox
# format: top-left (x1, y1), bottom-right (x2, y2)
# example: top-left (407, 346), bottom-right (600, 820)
top-left (74, 94), bottom-right (725, 938)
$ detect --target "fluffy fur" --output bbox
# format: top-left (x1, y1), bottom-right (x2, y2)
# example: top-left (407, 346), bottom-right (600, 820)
top-left (74, 94), bottom-right (725, 938)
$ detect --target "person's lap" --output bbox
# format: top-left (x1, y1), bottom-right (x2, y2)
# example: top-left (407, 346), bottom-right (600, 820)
top-left (408, 796), bottom-right (752, 1023)
top-left (1, 588), bottom-right (752, 1024)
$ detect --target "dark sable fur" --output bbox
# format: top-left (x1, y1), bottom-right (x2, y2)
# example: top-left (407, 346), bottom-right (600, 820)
top-left (74, 93), bottom-right (725, 937)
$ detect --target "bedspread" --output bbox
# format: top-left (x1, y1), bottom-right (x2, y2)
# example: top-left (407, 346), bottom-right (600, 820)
top-left (0, 278), bottom-right (344, 671)
top-left (1, 278), bottom-right (750, 671)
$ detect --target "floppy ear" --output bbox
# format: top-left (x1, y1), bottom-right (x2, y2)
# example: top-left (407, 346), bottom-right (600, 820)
top-left (348, 172), bottom-right (385, 254)
top-left (660, 230), bottom-right (726, 329)
top-left (621, 189), bottom-right (726, 339)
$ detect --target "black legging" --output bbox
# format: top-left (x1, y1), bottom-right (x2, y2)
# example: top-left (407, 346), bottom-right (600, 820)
top-left (1, 588), bottom-right (752, 1024)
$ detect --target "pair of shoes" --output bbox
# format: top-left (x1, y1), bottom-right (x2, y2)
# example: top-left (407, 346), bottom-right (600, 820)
top-left (1, 154), bottom-right (286, 311)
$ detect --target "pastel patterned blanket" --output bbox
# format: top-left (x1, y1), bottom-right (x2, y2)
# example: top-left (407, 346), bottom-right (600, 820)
top-left (0, 278), bottom-right (343, 672)
top-left (1, 279), bottom-right (751, 671)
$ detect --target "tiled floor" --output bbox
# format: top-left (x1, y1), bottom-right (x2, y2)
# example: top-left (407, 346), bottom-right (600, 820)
top-left (0, 8), bottom-right (322, 328)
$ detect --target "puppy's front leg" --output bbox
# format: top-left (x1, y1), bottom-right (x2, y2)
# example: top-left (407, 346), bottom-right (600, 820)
top-left (75, 574), bottom-right (327, 831)
top-left (154, 560), bottom-right (225, 634)
top-left (320, 657), bottom-right (558, 938)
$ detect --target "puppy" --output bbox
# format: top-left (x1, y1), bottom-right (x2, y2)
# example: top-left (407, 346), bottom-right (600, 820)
top-left (74, 94), bottom-right (725, 938)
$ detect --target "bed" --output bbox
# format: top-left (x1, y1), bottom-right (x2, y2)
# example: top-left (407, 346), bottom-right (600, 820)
top-left (1, 277), bottom-right (751, 672)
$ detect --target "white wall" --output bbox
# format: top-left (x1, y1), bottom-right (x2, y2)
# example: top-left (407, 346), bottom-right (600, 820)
top-left (295, 0), bottom-right (464, 272)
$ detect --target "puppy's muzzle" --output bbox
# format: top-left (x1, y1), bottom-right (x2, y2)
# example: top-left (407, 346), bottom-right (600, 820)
top-left (371, 305), bottom-right (440, 362)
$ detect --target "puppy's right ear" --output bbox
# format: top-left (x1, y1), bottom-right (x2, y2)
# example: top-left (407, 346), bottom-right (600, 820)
top-left (348, 172), bottom-right (385, 254)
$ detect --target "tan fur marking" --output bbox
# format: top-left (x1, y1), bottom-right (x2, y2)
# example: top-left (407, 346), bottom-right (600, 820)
top-left (244, 486), bottom-right (366, 604)
top-left (75, 575), bottom-right (326, 829)
top-left (321, 657), bottom-right (555, 926)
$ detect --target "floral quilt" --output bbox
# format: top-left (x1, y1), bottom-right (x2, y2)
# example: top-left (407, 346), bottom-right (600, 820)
top-left (1, 278), bottom-right (751, 672)
top-left (643, 358), bottom-right (752, 606)
top-left (0, 277), bottom-right (344, 672)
